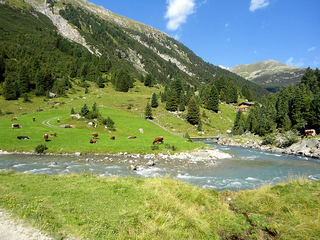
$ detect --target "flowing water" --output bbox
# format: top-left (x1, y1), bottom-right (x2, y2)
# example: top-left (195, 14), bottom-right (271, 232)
top-left (0, 141), bottom-right (319, 191)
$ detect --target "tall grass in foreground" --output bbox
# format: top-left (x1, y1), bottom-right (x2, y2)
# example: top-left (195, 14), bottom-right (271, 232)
top-left (0, 172), bottom-right (319, 239)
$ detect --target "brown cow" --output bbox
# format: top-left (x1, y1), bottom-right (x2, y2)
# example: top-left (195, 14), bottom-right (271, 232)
top-left (50, 133), bottom-right (57, 137)
top-left (153, 137), bottom-right (164, 144)
top-left (44, 134), bottom-right (49, 141)
top-left (110, 136), bottom-right (115, 140)
top-left (92, 133), bottom-right (99, 138)
top-left (90, 139), bottom-right (97, 144)
top-left (11, 117), bottom-right (18, 121)
top-left (128, 136), bottom-right (136, 139)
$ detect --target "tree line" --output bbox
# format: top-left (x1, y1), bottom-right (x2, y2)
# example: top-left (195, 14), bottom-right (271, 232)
top-left (232, 68), bottom-right (320, 135)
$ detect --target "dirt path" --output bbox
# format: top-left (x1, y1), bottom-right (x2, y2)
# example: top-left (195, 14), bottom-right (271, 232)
top-left (0, 209), bottom-right (52, 240)
top-left (147, 119), bottom-right (183, 137)
top-left (41, 117), bottom-right (60, 129)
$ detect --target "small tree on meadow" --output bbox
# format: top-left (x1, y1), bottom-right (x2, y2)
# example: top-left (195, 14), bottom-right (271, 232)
top-left (145, 103), bottom-right (153, 119)
top-left (80, 104), bottom-right (89, 117)
top-left (187, 96), bottom-right (200, 125)
top-left (151, 93), bottom-right (158, 108)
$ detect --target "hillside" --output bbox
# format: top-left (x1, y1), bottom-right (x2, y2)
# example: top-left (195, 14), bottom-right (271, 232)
top-left (0, 0), bottom-right (267, 98)
top-left (230, 60), bottom-right (305, 92)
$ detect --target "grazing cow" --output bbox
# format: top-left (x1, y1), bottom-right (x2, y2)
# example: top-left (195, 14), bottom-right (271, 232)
top-left (11, 123), bottom-right (21, 128)
top-left (128, 136), bottom-right (136, 139)
top-left (92, 133), bottom-right (99, 138)
top-left (110, 136), bottom-right (115, 140)
top-left (17, 136), bottom-right (30, 140)
top-left (32, 117), bottom-right (36, 122)
top-left (50, 133), bottom-right (57, 137)
top-left (90, 139), bottom-right (97, 144)
top-left (11, 117), bottom-right (18, 121)
top-left (153, 137), bottom-right (164, 145)
top-left (44, 134), bottom-right (49, 141)
top-left (304, 129), bottom-right (316, 137)
top-left (57, 118), bottom-right (60, 123)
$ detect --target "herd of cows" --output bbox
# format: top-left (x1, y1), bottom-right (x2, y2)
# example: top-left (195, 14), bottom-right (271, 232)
top-left (11, 116), bottom-right (164, 146)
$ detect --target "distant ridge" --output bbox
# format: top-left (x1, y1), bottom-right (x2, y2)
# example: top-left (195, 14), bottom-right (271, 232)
top-left (230, 60), bottom-right (306, 92)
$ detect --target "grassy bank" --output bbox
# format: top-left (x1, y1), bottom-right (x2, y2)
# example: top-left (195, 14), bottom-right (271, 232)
top-left (0, 172), bottom-right (319, 239)
top-left (0, 107), bottom-right (201, 154)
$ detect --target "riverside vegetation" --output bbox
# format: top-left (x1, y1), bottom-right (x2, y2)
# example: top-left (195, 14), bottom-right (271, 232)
top-left (0, 172), bottom-right (319, 240)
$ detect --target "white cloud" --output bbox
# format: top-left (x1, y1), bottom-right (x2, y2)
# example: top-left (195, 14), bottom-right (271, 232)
top-left (286, 57), bottom-right (304, 67)
top-left (307, 46), bottom-right (316, 52)
top-left (249, 0), bottom-right (270, 12)
top-left (165, 0), bottom-right (196, 31)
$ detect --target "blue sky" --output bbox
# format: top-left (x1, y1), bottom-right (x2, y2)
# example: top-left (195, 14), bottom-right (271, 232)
top-left (90, 0), bottom-right (320, 68)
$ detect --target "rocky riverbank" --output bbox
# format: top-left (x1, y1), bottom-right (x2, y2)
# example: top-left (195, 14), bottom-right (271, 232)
top-left (218, 137), bottom-right (320, 159)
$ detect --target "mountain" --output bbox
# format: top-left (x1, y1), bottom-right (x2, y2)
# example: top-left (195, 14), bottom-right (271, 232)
top-left (230, 60), bottom-right (306, 92)
top-left (0, 0), bottom-right (269, 99)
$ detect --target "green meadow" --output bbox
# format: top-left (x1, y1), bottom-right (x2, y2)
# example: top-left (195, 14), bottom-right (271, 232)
top-left (0, 82), bottom-right (237, 154)
top-left (0, 173), bottom-right (319, 240)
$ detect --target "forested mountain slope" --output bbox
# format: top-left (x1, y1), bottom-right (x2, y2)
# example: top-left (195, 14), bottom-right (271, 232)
top-left (0, 0), bottom-right (267, 100)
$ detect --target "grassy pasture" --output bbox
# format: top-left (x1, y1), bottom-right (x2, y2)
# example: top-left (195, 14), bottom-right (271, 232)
top-left (0, 107), bottom-right (200, 154)
top-left (0, 173), bottom-right (319, 240)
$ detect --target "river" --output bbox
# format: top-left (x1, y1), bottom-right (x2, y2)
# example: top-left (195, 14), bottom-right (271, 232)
top-left (0, 141), bottom-right (319, 191)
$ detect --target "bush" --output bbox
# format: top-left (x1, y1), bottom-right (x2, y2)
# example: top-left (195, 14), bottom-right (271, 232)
top-left (35, 144), bottom-right (48, 154)
top-left (151, 145), bottom-right (159, 151)
top-left (262, 131), bottom-right (299, 148)
top-left (262, 133), bottom-right (277, 145)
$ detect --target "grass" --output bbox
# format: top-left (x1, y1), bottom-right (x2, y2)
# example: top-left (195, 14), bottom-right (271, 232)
top-left (0, 81), bottom-right (237, 154)
top-left (227, 178), bottom-right (320, 240)
top-left (0, 172), bottom-right (319, 239)
top-left (0, 172), bottom-right (249, 240)
top-left (0, 107), bottom-right (201, 154)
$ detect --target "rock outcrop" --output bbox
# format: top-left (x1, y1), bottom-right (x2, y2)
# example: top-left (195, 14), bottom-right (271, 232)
top-left (218, 137), bottom-right (320, 159)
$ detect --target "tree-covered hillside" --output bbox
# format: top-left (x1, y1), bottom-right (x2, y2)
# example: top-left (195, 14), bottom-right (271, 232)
top-left (0, 0), bottom-right (268, 101)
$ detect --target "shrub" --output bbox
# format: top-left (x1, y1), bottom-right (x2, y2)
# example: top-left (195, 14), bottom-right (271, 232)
top-left (151, 145), bottom-right (159, 151)
top-left (35, 144), bottom-right (48, 154)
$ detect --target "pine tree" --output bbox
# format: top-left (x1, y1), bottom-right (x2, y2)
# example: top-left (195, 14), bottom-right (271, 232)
top-left (145, 103), bottom-right (153, 119)
top-left (232, 110), bottom-right (245, 135)
top-left (205, 84), bottom-right (219, 112)
top-left (151, 93), bottom-right (158, 108)
top-left (3, 74), bottom-right (19, 100)
top-left (165, 89), bottom-right (178, 111)
top-left (71, 107), bottom-right (75, 114)
top-left (18, 64), bottom-right (30, 94)
top-left (80, 104), bottom-right (89, 117)
top-left (186, 96), bottom-right (200, 125)
top-left (241, 84), bottom-right (254, 101)
top-left (144, 74), bottom-right (152, 87)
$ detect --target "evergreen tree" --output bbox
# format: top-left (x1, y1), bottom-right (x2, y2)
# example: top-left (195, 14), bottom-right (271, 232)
top-left (71, 107), bottom-right (75, 114)
top-left (105, 117), bottom-right (115, 130)
top-left (151, 93), bottom-right (158, 108)
top-left (232, 110), bottom-right (245, 135)
top-left (85, 86), bottom-right (89, 94)
top-left (178, 101), bottom-right (185, 112)
top-left (186, 96), bottom-right (200, 125)
top-left (241, 84), bottom-right (254, 101)
top-left (80, 104), bottom-right (89, 117)
top-left (309, 92), bottom-right (320, 132)
top-left (197, 121), bottom-right (203, 131)
top-left (205, 84), bottom-right (219, 112)
top-left (165, 89), bottom-right (178, 111)
top-left (18, 64), bottom-right (30, 94)
top-left (145, 103), bottom-right (153, 119)
top-left (96, 77), bottom-right (105, 88)
top-left (144, 74), bottom-right (152, 87)
top-left (3, 74), bottom-right (19, 100)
